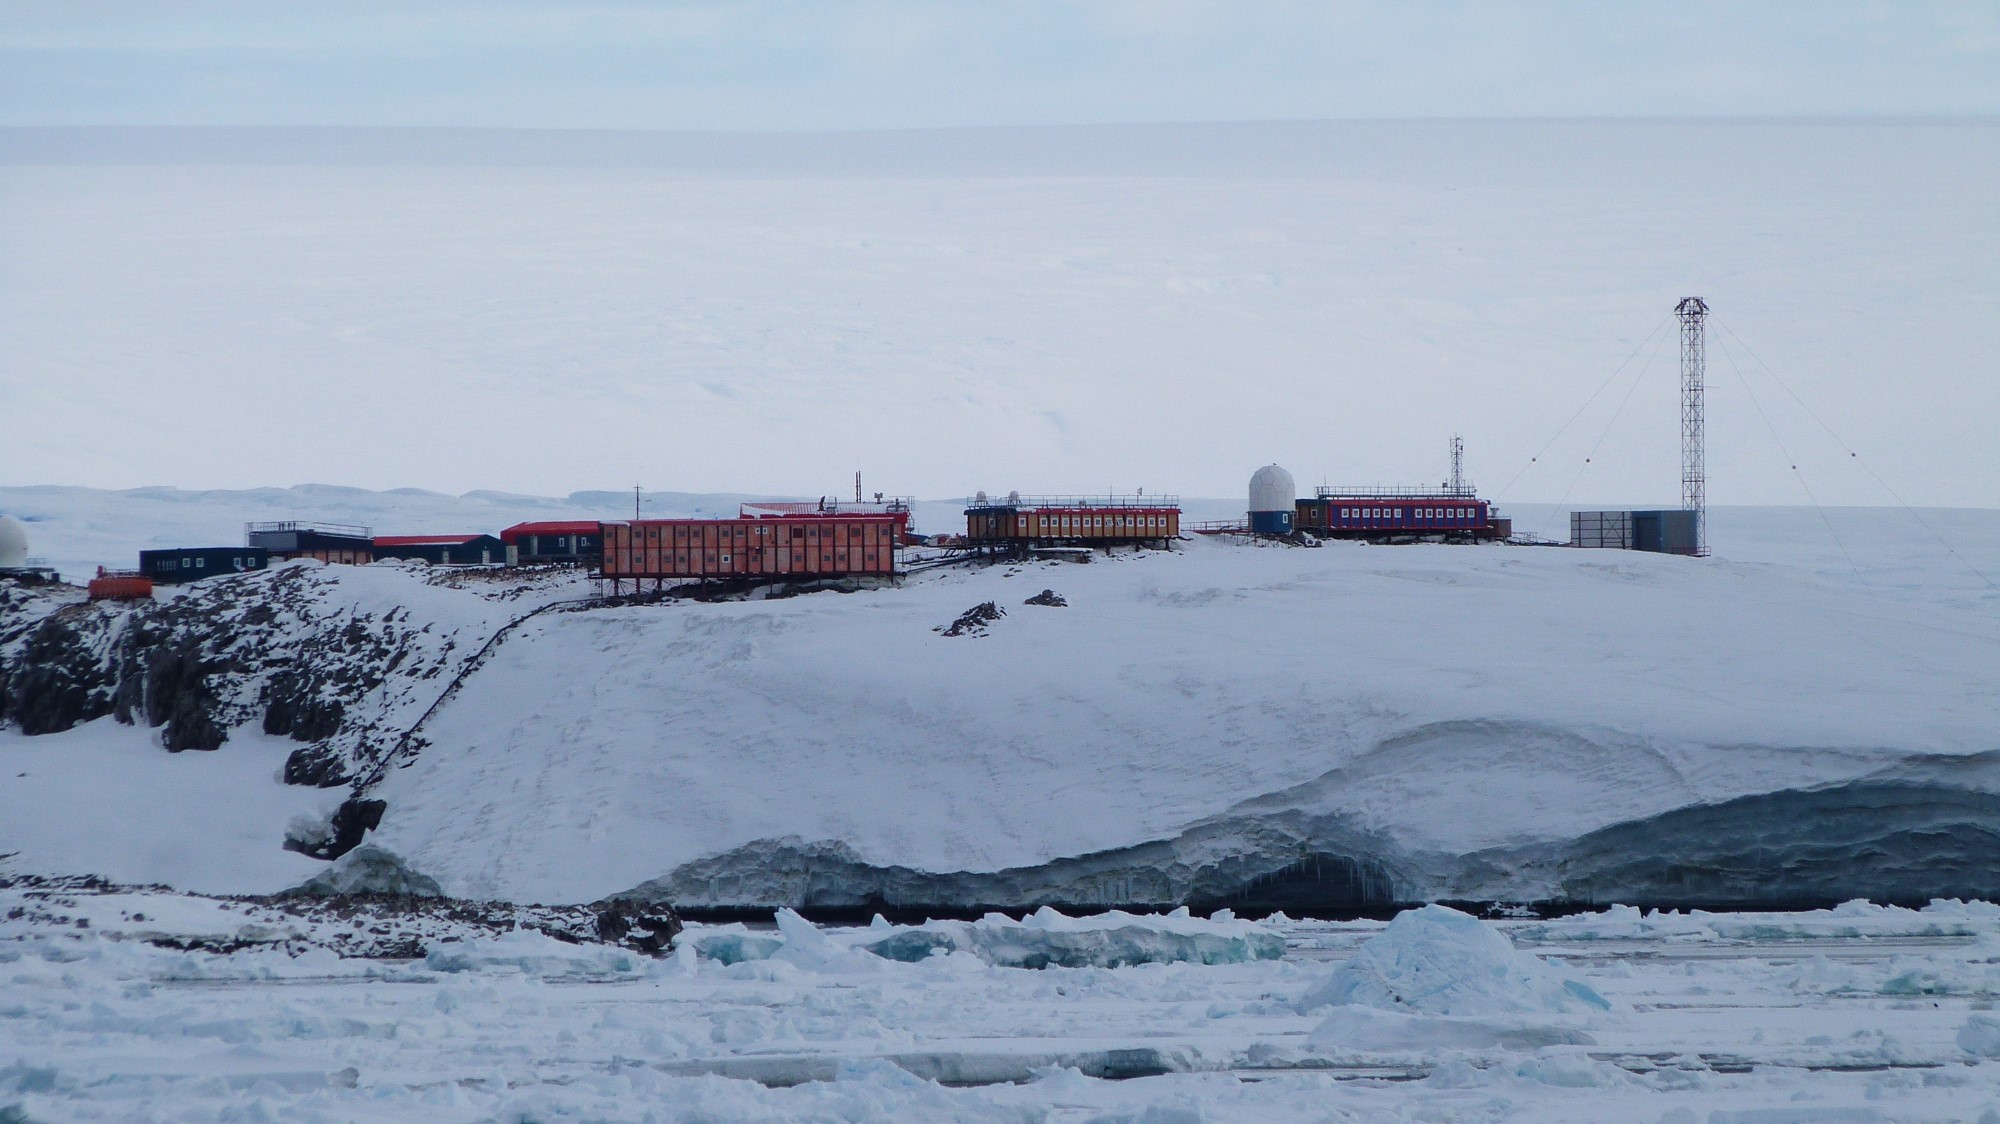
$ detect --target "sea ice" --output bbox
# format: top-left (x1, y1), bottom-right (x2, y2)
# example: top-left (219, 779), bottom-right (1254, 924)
top-left (422, 930), bottom-right (655, 978)
top-left (862, 906), bottom-right (1286, 968)
top-left (1299, 904), bottom-right (1608, 1016)
top-left (683, 923), bottom-right (785, 965)
top-left (1959, 1014), bottom-right (2000, 1057)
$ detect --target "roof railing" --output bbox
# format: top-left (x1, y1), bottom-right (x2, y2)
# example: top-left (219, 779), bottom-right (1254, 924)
top-left (740, 499), bottom-right (913, 517)
top-left (244, 520), bottom-right (373, 538)
top-left (1312, 485), bottom-right (1479, 501)
top-left (964, 494), bottom-right (1180, 510)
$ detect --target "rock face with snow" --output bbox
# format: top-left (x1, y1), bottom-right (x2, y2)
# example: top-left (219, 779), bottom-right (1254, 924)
top-left (1, 562), bottom-right (511, 784)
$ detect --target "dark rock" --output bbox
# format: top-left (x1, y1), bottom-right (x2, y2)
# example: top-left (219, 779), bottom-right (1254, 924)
top-left (263, 668), bottom-right (345, 741)
top-left (143, 641), bottom-right (228, 752)
top-left (285, 797), bottom-right (387, 860)
top-left (283, 745), bottom-right (351, 788)
top-left (325, 798), bottom-right (387, 858)
top-left (595, 909), bottom-right (631, 942)
top-left (938, 601), bottom-right (1005, 637)
top-left (3, 612), bottom-right (117, 735)
top-left (592, 898), bottom-right (685, 952)
top-left (1024, 589), bottom-right (1067, 607)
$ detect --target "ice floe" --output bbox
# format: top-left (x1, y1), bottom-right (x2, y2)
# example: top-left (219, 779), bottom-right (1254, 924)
top-left (1299, 904), bottom-right (1608, 1016)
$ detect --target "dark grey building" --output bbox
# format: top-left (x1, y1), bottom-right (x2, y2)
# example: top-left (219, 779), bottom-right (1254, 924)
top-left (372, 534), bottom-right (507, 565)
top-left (140, 547), bottom-right (270, 584)
top-left (245, 522), bottom-right (374, 564)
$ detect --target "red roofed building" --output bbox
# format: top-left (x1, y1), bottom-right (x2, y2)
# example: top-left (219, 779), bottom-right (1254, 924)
top-left (498, 521), bottom-right (602, 565)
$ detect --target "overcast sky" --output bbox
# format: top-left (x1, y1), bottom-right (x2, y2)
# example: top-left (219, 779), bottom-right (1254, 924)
top-left (5, 1), bottom-right (1998, 128)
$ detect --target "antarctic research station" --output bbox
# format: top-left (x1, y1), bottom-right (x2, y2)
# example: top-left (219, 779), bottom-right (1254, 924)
top-left (21, 299), bottom-right (1722, 602)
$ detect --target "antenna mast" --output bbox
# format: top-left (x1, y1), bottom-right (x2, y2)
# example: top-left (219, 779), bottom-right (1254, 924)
top-left (1448, 434), bottom-right (1467, 496)
top-left (1676, 297), bottom-right (1709, 556)
top-left (854, 471), bottom-right (862, 504)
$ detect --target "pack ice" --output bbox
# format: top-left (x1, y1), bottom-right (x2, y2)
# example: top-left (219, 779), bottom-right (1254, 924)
top-left (694, 906), bottom-right (1287, 969)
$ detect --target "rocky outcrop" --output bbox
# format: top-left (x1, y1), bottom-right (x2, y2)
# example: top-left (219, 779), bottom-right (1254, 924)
top-left (1, 564), bottom-right (500, 787)
top-left (2, 606), bottom-right (120, 736)
top-left (284, 798), bottom-right (388, 861)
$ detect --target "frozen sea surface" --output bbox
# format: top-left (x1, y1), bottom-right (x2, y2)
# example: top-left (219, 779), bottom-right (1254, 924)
top-left (8, 890), bottom-right (2000, 1121)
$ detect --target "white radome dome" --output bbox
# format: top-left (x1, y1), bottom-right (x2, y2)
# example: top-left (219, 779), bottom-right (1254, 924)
top-left (0, 515), bottom-right (28, 569)
top-left (1248, 464), bottom-right (1296, 514)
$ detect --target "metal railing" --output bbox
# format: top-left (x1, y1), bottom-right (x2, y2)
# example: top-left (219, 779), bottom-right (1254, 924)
top-left (1312, 485), bottom-right (1478, 501)
top-left (740, 499), bottom-right (912, 517)
top-left (244, 520), bottom-right (373, 538)
top-left (964, 494), bottom-right (1179, 510)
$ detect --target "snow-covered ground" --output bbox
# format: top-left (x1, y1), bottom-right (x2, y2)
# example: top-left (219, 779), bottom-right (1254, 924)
top-left (373, 519), bottom-right (1998, 907)
top-left (10, 887), bottom-right (2000, 1121)
top-left (3, 491), bottom-right (1997, 911)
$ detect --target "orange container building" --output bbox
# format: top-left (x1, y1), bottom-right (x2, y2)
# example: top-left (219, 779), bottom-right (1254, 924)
top-left (600, 514), bottom-right (902, 590)
top-left (963, 495), bottom-right (1180, 547)
top-left (87, 568), bottom-right (154, 601)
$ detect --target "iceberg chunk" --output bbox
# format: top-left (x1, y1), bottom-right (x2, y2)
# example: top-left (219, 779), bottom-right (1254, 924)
top-left (285, 844), bottom-right (443, 899)
top-left (1300, 904), bottom-right (1608, 1016)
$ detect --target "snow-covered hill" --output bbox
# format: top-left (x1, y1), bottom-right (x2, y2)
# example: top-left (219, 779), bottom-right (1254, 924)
top-left (4, 491), bottom-right (1994, 912)
top-left (372, 532), bottom-right (1998, 908)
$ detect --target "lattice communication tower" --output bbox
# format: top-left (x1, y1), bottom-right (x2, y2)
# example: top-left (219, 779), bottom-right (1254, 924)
top-left (1676, 296), bottom-right (1709, 556)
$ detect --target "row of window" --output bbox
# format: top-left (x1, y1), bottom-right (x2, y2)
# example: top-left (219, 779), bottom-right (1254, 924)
top-left (1022, 513), bottom-right (1169, 532)
top-left (617, 551), bottom-right (884, 569)
top-left (633, 524), bottom-right (888, 542)
top-left (1332, 507), bottom-right (1481, 521)
top-left (154, 555), bottom-right (261, 572)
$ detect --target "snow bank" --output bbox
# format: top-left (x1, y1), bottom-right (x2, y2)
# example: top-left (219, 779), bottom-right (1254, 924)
top-left (1301, 905), bottom-right (1607, 1016)
top-left (864, 906), bottom-right (1285, 968)
top-left (284, 844), bottom-right (443, 898)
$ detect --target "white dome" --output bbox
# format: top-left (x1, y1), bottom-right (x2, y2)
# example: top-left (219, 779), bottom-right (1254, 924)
top-left (1248, 464), bottom-right (1296, 514)
top-left (0, 515), bottom-right (27, 569)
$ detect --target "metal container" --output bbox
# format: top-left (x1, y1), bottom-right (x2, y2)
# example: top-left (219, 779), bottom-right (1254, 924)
top-left (601, 516), bottom-right (901, 582)
top-left (87, 571), bottom-right (153, 601)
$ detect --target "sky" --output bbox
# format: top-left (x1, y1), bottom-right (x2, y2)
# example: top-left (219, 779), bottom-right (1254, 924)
top-left (4, 1), bottom-right (1999, 128)
top-left (1, 4), bottom-right (1995, 510)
